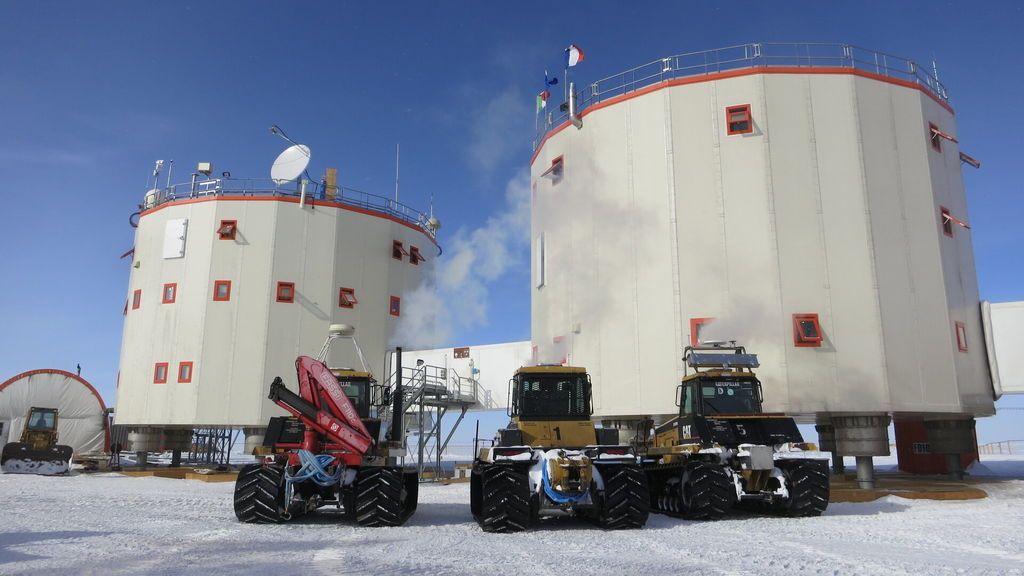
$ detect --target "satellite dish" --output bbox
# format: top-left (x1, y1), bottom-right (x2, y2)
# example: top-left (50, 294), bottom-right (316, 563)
top-left (271, 144), bottom-right (311, 184)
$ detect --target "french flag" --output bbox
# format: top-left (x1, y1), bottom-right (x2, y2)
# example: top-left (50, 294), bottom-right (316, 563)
top-left (566, 44), bottom-right (585, 67)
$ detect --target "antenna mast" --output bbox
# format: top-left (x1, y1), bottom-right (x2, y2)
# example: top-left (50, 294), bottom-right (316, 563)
top-left (395, 143), bottom-right (400, 203)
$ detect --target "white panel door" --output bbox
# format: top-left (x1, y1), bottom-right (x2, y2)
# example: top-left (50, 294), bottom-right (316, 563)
top-left (163, 218), bottom-right (188, 259)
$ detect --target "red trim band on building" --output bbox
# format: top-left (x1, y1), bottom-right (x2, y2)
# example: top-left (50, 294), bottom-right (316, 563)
top-left (531, 67), bottom-right (956, 166)
top-left (140, 195), bottom-right (440, 250)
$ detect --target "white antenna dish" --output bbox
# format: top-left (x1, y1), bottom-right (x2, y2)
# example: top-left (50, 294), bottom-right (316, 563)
top-left (271, 144), bottom-right (311, 184)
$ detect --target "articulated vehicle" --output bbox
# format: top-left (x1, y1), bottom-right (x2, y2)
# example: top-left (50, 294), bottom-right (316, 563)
top-left (639, 343), bottom-right (829, 519)
top-left (233, 325), bottom-right (416, 526)
top-left (1, 407), bottom-right (74, 475)
top-left (471, 366), bottom-right (649, 532)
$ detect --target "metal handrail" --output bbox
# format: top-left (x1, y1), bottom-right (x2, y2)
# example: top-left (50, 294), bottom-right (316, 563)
top-left (535, 42), bottom-right (949, 149)
top-left (146, 177), bottom-right (436, 239)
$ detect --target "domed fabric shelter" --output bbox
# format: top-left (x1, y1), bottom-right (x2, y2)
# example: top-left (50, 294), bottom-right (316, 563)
top-left (0, 369), bottom-right (109, 454)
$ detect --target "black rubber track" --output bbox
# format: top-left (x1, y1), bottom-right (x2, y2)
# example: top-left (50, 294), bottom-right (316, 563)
top-left (233, 464), bottom-right (287, 523)
top-left (354, 467), bottom-right (409, 527)
top-left (478, 465), bottom-right (531, 533)
top-left (651, 461), bottom-right (732, 520)
top-left (469, 465), bottom-right (483, 519)
top-left (775, 460), bottom-right (830, 517)
top-left (594, 464), bottom-right (650, 529)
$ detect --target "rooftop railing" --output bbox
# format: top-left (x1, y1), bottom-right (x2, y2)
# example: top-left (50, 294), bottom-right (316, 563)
top-left (535, 42), bottom-right (949, 149)
top-left (145, 177), bottom-right (436, 239)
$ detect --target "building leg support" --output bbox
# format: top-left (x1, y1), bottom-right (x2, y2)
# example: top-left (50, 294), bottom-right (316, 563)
top-left (855, 456), bottom-right (875, 490)
top-left (833, 414), bottom-right (891, 489)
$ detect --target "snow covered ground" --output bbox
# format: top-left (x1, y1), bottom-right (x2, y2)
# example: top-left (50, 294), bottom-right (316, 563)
top-left (2, 458), bottom-right (1024, 575)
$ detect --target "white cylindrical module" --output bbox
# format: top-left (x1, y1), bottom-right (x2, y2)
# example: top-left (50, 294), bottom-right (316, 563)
top-left (115, 179), bottom-right (438, 431)
top-left (530, 44), bottom-right (995, 424)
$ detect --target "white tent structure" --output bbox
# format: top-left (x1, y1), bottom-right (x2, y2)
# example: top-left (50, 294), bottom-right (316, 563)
top-left (0, 369), bottom-right (108, 454)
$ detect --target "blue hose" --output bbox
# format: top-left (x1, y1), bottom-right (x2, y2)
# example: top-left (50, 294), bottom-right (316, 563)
top-left (285, 449), bottom-right (344, 488)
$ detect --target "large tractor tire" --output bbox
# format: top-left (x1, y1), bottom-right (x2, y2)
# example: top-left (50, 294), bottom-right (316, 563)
top-left (478, 464), bottom-right (531, 533)
top-left (354, 466), bottom-right (410, 527)
top-left (594, 464), bottom-right (649, 529)
top-left (234, 464), bottom-right (288, 523)
top-left (671, 461), bottom-right (732, 520)
top-left (775, 460), bottom-right (829, 517)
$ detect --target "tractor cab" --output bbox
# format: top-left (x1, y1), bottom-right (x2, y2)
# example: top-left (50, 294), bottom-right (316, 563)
top-left (500, 366), bottom-right (617, 449)
top-left (26, 407), bottom-right (59, 433)
top-left (653, 343), bottom-right (802, 449)
top-left (509, 366), bottom-right (592, 421)
top-left (678, 344), bottom-right (762, 418)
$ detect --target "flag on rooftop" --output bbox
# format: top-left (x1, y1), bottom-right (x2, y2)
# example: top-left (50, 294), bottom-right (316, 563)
top-left (536, 90), bottom-right (550, 112)
top-left (545, 70), bottom-right (558, 86)
top-left (566, 44), bottom-right (585, 67)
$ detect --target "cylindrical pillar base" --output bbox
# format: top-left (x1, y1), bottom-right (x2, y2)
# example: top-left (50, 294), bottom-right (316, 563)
top-left (832, 452), bottom-right (846, 475)
top-left (243, 427), bottom-right (267, 455)
top-left (170, 450), bottom-right (182, 468)
top-left (136, 451), bottom-right (148, 469)
top-left (856, 456), bottom-right (875, 490)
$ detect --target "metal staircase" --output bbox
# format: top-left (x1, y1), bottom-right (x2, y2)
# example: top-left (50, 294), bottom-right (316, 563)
top-left (381, 361), bottom-right (492, 481)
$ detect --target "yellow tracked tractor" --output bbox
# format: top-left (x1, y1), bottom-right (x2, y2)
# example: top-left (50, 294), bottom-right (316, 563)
top-left (471, 365), bottom-right (649, 532)
top-left (637, 343), bottom-right (829, 519)
top-left (1, 407), bottom-right (74, 475)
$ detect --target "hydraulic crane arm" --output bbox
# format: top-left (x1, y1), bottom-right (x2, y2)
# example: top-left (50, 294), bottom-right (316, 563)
top-left (267, 356), bottom-right (374, 455)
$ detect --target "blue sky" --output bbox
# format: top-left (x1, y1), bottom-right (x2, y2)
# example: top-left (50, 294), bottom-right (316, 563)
top-left (0, 1), bottom-right (1021, 444)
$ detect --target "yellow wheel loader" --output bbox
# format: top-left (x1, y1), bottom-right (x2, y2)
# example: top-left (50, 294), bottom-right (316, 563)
top-left (471, 366), bottom-right (649, 532)
top-left (637, 344), bottom-right (829, 519)
top-left (1, 407), bottom-right (74, 475)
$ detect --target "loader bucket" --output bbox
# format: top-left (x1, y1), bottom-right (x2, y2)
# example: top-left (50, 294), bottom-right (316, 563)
top-left (1, 442), bottom-right (73, 475)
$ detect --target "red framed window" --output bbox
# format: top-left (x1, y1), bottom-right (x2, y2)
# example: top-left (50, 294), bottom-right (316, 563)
top-left (392, 240), bottom-right (406, 260)
top-left (339, 287), bottom-right (358, 309)
top-left (213, 280), bottom-right (231, 301)
top-left (940, 207), bottom-right (954, 237)
top-left (132, 289), bottom-right (142, 310)
top-left (177, 361), bottom-right (194, 383)
top-left (390, 296), bottom-right (401, 317)
top-left (929, 122), bottom-right (942, 152)
top-left (276, 282), bottom-right (295, 303)
top-left (541, 155), bottom-right (564, 181)
top-left (793, 314), bottom-right (823, 347)
top-left (162, 283), bottom-right (177, 304)
top-left (153, 362), bottom-right (169, 384)
top-left (955, 321), bottom-right (968, 352)
top-left (690, 317), bottom-right (714, 345)
top-left (409, 246), bottom-right (422, 265)
top-left (217, 220), bottom-right (237, 240)
top-left (726, 105), bottom-right (753, 135)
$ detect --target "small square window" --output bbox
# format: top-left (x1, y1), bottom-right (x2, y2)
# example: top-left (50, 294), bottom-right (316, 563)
top-left (793, 313), bottom-right (823, 347)
top-left (955, 321), bottom-right (968, 352)
top-left (940, 207), bottom-right (954, 237)
top-left (409, 246), bottom-right (422, 265)
top-left (541, 156), bottom-right (564, 182)
top-left (162, 283), bottom-right (177, 304)
top-left (132, 289), bottom-right (142, 310)
top-left (276, 282), bottom-right (295, 303)
top-left (153, 362), bottom-right (168, 384)
top-left (213, 280), bottom-right (231, 301)
top-left (726, 105), bottom-right (753, 135)
top-left (929, 123), bottom-right (942, 152)
top-left (177, 361), bottom-right (193, 383)
top-left (339, 287), bottom-right (358, 309)
top-left (217, 220), bottom-right (237, 240)
top-left (390, 296), bottom-right (401, 317)
top-left (690, 317), bottom-right (714, 345)
top-left (392, 240), bottom-right (406, 260)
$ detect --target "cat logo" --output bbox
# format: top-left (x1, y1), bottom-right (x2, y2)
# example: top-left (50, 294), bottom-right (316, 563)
top-left (679, 424), bottom-right (692, 438)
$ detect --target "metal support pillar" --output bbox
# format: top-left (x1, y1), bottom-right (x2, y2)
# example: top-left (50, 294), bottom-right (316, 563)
top-left (170, 450), bottom-right (181, 468)
top-left (856, 456), bottom-right (875, 489)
